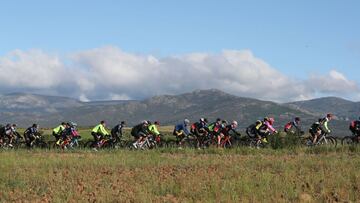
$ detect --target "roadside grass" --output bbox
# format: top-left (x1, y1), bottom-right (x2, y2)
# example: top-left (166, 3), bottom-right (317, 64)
top-left (0, 147), bottom-right (360, 202)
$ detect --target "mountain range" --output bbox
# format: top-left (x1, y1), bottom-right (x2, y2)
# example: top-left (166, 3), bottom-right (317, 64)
top-left (0, 89), bottom-right (357, 136)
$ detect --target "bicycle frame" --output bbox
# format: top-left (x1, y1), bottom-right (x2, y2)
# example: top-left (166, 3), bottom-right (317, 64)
top-left (314, 133), bottom-right (329, 145)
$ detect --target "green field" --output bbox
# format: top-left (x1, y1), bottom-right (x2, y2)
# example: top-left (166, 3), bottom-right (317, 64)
top-left (1, 147), bottom-right (360, 202)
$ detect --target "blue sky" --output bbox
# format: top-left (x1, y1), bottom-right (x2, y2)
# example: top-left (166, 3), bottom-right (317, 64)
top-left (0, 0), bottom-right (359, 101)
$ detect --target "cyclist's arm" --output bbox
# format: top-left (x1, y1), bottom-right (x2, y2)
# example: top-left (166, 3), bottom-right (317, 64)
top-left (266, 123), bottom-right (276, 133)
top-left (323, 121), bottom-right (330, 132)
top-left (100, 125), bottom-right (109, 136)
top-left (150, 126), bottom-right (160, 136)
top-left (183, 126), bottom-right (190, 136)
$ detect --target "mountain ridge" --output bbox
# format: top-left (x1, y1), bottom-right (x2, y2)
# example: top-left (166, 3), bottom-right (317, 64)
top-left (0, 89), bottom-right (354, 136)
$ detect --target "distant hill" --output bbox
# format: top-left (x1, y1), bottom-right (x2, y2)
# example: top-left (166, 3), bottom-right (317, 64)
top-left (285, 97), bottom-right (360, 120)
top-left (51, 89), bottom-right (313, 128)
top-left (0, 90), bottom-right (355, 136)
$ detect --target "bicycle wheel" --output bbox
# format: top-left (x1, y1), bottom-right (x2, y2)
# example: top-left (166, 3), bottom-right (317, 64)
top-left (301, 137), bottom-right (313, 147)
top-left (341, 136), bottom-right (356, 145)
top-left (326, 136), bottom-right (337, 147)
top-left (114, 140), bottom-right (127, 149)
top-left (36, 141), bottom-right (49, 149)
top-left (84, 141), bottom-right (96, 149)
top-left (165, 140), bottom-right (176, 148)
top-left (223, 140), bottom-right (233, 149)
top-left (183, 138), bottom-right (197, 148)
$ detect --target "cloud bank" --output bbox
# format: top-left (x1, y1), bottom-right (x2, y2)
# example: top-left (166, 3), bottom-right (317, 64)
top-left (0, 46), bottom-right (359, 102)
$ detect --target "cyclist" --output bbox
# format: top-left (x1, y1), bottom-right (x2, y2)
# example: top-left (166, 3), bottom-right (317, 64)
top-left (91, 121), bottom-right (110, 149)
top-left (190, 118), bottom-right (208, 148)
top-left (131, 120), bottom-right (150, 149)
top-left (207, 118), bottom-right (223, 138)
top-left (173, 119), bottom-right (191, 146)
top-left (0, 124), bottom-right (17, 147)
top-left (23, 124), bottom-right (39, 147)
top-left (284, 117), bottom-right (303, 135)
top-left (59, 122), bottom-right (80, 149)
top-left (148, 121), bottom-right (162, 143)
top-left (52, 122), bottom-right (67, 142)
top-left (257, 117), bottom-right (277, 143)
top-left (246, 120), bottom-right (263, 138)
top-left (349, 117), bottom-right (360, 141)
top-left (309, 119), bottom-right (322, 144)
top-left (217, 120), bottom-right (240, 146)
top-left (320, 113), bottom-right (333, 134)
top-left (111, 121), bottom-right (126, 142)
top-left (148, 121), bottom-right (161, 136)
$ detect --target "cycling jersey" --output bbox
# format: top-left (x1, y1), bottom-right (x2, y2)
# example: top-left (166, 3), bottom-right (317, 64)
top-left (24, 127), bottom-right (38, 136)
top-left (261, 121), bottom-right (276, 133)
top-left (284, 120), bottom-right (301, 132)
top-left (320, 117), bottom-right (330, 133)
top-left (309, 122), bottom-right (321, 133)
top-left (131, 124), bottom-right (149, 137)
top-left (220, 125), bottom-right (239, 136)
top-left (148, 124), bottom-right (160, 136)
top-left (349, 120), bottom-right (360, 135)
top-left (92, 124), bottom-right (109, 136)
top-left (207, 122), bottom-right (222, 134)
top-left (53, 125), bottom-right (65, 135)
top-left (174, 123), bottom-right (190, 136)
top-left (190, 122), bottom-right (207, 134)
top-left (111, 124), bottom-right (124, 136)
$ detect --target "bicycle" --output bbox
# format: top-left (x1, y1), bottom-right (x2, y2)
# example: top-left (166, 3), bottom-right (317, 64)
top-left (341, 134), bottom-right (360, 145)
top-left (84, 135), bottom-right (116, 150)
top-left (166, 134), bottom-right (198, 148)
top-left (302, 132), bottom-right (337, 147)
top-left (27, 133), bottom-right (49, 149)
top-left (51, 135), bottom-right (83, 150)
top-left (128, 134), bottom-right (158, 150)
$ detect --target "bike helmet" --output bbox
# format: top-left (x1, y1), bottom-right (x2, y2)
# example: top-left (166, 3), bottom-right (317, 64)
top-left (295, 117), bottom-right (300, 122)
top-left (142, 120), bottom-right (149, 125)
top-left (154, 121), bottom-right (160, 125)
top-left (200, 118), bottom-right (205, 122)
top-left (184, 119), bottom-right (190, 125)
top-left (327, 113), bottom-right (333, 118)
top-left (69, 122), bottom-right (77, 127)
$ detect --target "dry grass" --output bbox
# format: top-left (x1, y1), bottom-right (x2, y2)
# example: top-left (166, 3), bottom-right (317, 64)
top-left (0, 147), bottom-right (359, 202)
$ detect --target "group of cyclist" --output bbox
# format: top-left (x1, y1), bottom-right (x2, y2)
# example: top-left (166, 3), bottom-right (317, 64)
top-left (1, 112), bottom-right (360, 149)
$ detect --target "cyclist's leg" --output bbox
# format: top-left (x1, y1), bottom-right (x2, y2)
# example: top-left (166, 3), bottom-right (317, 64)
top-left (313, 130), bottom-right (321, 144)
top-left (356, 130), bottom-right (360, 142)
top-left (217, 133), bottom-right (223, 146)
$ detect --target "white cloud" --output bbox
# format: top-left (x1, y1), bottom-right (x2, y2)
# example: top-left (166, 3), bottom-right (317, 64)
top-left (0, 49), bottom-right (67, 88)
top-left (0, 46), bottom-right (359, 102)
top-left (307, 70), bottom-right (359, 95)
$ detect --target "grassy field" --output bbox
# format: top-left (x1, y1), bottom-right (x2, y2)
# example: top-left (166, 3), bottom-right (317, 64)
top-left (0, 147), bottom-right (360, 202)
top-left (2, 127), bottom-right (359, 202)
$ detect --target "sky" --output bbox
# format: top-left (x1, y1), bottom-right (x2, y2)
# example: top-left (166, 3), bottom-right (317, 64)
top-left (0, 0), bottom-right (359, 102)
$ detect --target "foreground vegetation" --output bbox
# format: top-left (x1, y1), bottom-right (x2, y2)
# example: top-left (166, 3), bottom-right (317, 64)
top-left (0, 147), bottom-right (360, 202)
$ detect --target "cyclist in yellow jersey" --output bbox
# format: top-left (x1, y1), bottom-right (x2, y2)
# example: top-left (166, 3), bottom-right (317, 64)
top-left (91, 121), bottom-right (109, 148)
top-left (53, 122), bottom-right (67, 142)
